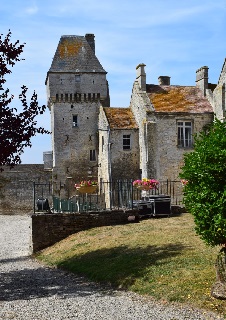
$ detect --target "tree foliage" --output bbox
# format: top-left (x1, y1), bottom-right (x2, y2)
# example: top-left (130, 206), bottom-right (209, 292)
top-left (180, 119), bottom-right (226, 246)
top-left (0, 30), bottom-right (49, 168)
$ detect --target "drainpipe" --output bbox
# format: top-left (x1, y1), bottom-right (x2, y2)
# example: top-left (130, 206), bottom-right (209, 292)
top-left (107, 126), bottom-right (113, 208)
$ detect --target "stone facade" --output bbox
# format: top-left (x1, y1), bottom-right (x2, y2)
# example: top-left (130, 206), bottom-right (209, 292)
top-left (98, 106), bottom-right (140, 181)
top-left (45, 33), bottom-right (225, 194)
top-left (150, 112), bottom-right (213, 180)
top-left (210, 59), bottom-right (226, 121)
top-left (46, 34), bottom-right (110, 197)
top-left (2, 34), bottom-right (225, 214)
top-left (129, 65), bottom-right (214, 181)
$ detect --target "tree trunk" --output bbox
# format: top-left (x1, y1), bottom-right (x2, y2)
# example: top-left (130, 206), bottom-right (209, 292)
top-left (211, 247), bottom-right (226, 300)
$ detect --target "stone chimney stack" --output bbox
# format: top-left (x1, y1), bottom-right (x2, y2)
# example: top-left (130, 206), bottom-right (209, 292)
top-left (158, 76), bottom-right (170, 85)
top-left (136, 63), bottom-right (146, 91)
top-left (85, 34), bottom-right (95, 53)
top-left (196, 66), bottom-right (208, 96)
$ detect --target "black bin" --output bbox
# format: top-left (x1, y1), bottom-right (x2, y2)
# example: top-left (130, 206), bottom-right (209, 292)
top-left (147, 195), bottom-right (171, 216)
top-left (37, 198), bottom-right (50, 211)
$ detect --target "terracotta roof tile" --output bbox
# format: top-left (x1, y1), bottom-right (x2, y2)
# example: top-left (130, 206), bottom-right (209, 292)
top-left (103, 108), bottom-right (138, 129)
top-left (146, 85), bottom-right (213, 113)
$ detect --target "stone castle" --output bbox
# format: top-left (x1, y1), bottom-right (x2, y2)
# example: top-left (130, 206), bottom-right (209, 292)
top-left (44, 33), bottom-right (225, 197)
top-left (0, 33), bottom-right (225, 212)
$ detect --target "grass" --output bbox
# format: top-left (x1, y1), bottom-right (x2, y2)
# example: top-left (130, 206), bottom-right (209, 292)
top-left (35, 213), bottom-right (226, 317)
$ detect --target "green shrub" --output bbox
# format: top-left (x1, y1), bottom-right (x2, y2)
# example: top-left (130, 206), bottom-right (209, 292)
top-left (180, 119), bottom-right (226, 246)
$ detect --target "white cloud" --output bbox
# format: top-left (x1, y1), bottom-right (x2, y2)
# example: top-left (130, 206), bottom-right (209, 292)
top-left (25, 5), bottom-right (38, 15)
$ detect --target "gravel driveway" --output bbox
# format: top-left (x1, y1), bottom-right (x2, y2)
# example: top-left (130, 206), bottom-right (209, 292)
top-left (0, 215), bottom-right (223, 320)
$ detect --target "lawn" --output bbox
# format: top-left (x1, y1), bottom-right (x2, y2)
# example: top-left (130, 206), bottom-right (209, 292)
top-left (35, 213), bottom-right (226, 317)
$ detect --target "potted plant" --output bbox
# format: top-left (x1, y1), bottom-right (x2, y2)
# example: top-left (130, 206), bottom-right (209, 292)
top-left (133, 178), bottom-right (159, 191)
top-left (74, 180), bottom-right (98, 194)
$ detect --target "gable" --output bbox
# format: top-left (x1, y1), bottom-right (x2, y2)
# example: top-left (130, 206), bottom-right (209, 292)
top-left (147, 85), bottom-right (213, 113)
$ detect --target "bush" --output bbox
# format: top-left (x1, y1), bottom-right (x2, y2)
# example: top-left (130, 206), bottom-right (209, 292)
top-left (180, 119), bottom-right (226, 246)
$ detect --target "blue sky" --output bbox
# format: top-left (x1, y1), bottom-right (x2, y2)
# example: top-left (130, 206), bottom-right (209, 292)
top-left (2, 0), bottom-right (226, 163)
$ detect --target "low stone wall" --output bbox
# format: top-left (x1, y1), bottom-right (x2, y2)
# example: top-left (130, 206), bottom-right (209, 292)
top-left (0, 164), bottom-right (52, 215)
top-left (32, 210), bottom-right (138, 253)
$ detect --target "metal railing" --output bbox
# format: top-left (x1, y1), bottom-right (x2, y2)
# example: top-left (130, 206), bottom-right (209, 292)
top-left (33, 179), bottom-right (184, 214)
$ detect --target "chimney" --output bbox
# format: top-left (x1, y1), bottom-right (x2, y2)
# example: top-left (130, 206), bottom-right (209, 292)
top-left (136, 63), bottom-right (146, 91)
top-left (158, 76), bottom-right (170, 85)
top-left (85, 34), bottom-right (95, 53)
top-left (196, 66), bottom-right (208, 96)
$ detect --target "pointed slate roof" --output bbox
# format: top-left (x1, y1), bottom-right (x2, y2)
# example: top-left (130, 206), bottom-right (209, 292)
top-left (48, 35), bottom-right (106, 73)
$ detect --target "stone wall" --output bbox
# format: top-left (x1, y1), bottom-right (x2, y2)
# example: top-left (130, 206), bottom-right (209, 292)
top-left (50, 100), bottom-right (100, 198)
top-left (98, 106), bottom-right (110, 182)
top-left (129, 80), bottom-right (156, 179)
top-left (98, 106), bottom-right (140, 181)
top-left (0, 164), bottom-right (52, 215)
top-left (213, 85), bottom-right (225, 120)
top-left (110, 129), bottom-right (140, 180)
top-left (32, 210), bottom-right (138, 252)
top-left (46, 36), bottom-right (110, 195)
top-left (153, 112), bottom-right (214, 180)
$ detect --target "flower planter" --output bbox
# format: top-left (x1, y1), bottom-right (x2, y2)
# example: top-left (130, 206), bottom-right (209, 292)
top-left (76, 185), bottom-right (97, 194)
top-left (133, 179), bottom-right (159, 192)
top-left (135, 185), bottom-right (151, 191)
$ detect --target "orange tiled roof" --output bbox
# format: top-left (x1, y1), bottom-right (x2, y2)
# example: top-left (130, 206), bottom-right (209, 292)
top-left (103, 108), bottom-right (138, 129)
top-left (146, 85), bottom-right (213, 113)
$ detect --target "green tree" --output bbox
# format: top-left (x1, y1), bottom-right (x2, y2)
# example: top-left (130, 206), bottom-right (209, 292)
top-left (180, 119), bottom-right (226, 299)
top-left (180, 119), bottom-right (226, 246)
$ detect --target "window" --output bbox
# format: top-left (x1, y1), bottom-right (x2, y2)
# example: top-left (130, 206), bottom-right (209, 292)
top-left (177, 121), bottom-right (192, 148)
top-left (72, 115), bottom-right (78, 127)
top-left (123, 134), bottom-right (131, 150)
top-left (75, 75), bottom-right (81, 82)
top-left (90, 150), bottom-right (96, 161)
top-left (102, 136), bottom-right (104, 152)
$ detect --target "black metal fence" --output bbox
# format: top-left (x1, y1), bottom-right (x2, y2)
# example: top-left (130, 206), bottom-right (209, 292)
top-left (33, 180), bottom-right (184, 214)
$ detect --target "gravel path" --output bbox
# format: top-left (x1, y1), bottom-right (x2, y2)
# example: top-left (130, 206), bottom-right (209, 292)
top-left (0, 215), bottom-right (224, 320)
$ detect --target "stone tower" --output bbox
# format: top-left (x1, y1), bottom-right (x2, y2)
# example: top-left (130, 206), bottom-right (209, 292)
top-left (45, 34), bottom-right (110, 197)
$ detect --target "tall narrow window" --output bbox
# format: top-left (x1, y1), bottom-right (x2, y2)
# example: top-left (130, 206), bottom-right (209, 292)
top-left (90, 150), bottom-right (96, 161)
top-left (123, 134), bottom-right (131, 150)
top-left (102, 136), bottom-right (104, 152)
top-left (72, 115), bottom-right (78, 127)
top-left (75, 75), bottom-right (81, 82)
top-left (177, 121), bottom-right (192, 148)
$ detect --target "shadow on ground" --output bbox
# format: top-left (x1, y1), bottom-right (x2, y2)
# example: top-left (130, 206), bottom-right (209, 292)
top-left (57, 243), bottom-right (189, 288)
top-left (0, 243), bottom-right (189, 301)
